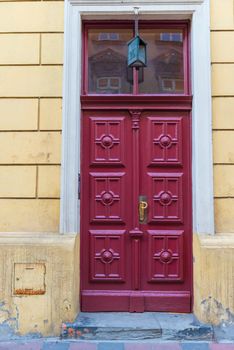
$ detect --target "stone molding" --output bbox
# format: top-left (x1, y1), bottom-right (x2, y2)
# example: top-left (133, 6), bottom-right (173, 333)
top-left (0, 232), bottom-right (77, 245)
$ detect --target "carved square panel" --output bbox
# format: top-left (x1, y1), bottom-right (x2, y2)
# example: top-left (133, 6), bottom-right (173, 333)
top-left (90, 230), bottom-right (125, 282)
top-left (147, 117), bottom-right (182, 166)
top-left (148, 172), bottom-right (183, 223)
top-left (148, 230), bottom-right (184, 282)
top-left (90, 117), bottom-right (125, 166)
top-left (90, 172), bottom-right (125, 223)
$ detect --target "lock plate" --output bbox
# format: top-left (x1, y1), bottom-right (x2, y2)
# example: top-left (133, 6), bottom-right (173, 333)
top-left (139, 195), bottom-right (148, 223)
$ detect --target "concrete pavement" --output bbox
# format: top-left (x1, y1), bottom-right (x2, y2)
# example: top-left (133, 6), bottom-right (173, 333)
top-left (0, 313), bottom-right (233, 349)
top-left (0, 340), bottom-right (234, 349)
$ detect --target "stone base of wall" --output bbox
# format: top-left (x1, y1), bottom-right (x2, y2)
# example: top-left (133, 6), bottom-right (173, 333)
top-left (0, 232), bottom-right (233, 337)
top-left (0, 233), bottom-right (79, 337)
top-left (194, 233), bottom-right (234, 325)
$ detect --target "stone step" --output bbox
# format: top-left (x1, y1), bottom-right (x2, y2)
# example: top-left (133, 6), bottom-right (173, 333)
top-left (61, 312), bottom-right (214, 341)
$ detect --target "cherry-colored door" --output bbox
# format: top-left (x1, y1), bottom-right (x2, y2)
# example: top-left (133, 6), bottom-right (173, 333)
top-left (80, 21), bottom-right (192, 312)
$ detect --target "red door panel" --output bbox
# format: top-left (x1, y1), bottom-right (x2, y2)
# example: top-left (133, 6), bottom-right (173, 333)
top-left (89, 230), bottom-right (126, 282)
top-left (140, 111), bottom-right (192, 312)
top-left (146, 116), bottom-right (183, 166)
top-left (90, 116), bottom-right (126, 166)
top-left (81, 108), bottom-right (192, 312)
top-left (90, 172), bottom-right (126, 223)
top-left (147, 230), bottom-right (184, 282)
top-left (147, 172), bottom-right (183, 223)
top-left (81, 110), bottom-right (133, 312)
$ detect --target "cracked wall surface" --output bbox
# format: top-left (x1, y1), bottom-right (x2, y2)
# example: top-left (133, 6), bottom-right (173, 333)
top-left (194, 234), bottom-right (234, 325)
top-left (0, 234), bottom-right (80, 337)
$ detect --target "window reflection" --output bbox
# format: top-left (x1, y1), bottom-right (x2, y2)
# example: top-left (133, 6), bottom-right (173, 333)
top-left (138, 29), bottom-right (184, 94)
top-left (88, 29), bottom-right (133, 94)
top-left (87, 27), bottom-right (185, 95)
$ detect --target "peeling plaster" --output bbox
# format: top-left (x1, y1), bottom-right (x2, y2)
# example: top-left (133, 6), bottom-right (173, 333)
top-left (0, 301), bottom-right (19, 340)
top-left (201, 297), bottom-right (234, 325)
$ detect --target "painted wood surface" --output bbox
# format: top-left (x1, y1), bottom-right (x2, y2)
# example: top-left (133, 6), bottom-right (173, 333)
top-left (81, 105), bottom-right (192, 312)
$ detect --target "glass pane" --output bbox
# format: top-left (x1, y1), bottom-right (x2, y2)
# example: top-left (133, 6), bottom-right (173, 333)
top-left (138, 29), bottom-right (184, 94)
top-left (88, 28), bottom-right (133, 94)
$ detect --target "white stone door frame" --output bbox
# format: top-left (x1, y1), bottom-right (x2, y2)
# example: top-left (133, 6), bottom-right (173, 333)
top-left (60, 0), bottom-right (214, 236)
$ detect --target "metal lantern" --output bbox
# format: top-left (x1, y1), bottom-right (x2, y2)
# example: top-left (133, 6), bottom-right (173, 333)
top-left (127, 35), bottom-right (147, 69)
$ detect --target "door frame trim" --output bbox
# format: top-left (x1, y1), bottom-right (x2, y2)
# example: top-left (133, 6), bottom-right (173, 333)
top-left (60, 0), bottom-right (214, 236)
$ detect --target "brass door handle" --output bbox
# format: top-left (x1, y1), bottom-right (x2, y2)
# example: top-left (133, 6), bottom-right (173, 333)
top-left (139, 200), bottom-right (148, 222)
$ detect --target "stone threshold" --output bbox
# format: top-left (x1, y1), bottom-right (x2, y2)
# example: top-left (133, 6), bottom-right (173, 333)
top-left (61, 312), bottom-right (214, 341)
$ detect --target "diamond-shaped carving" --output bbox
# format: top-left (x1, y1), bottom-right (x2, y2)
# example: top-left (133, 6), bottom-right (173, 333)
top-left (148, 230), bottom-right (184, 282)
top-left (147, 116), bottom-right (182, 166)
top-left (90, 117), bottom-right (125, 165)
top-left (148, 172), bottom-right (183, 223)
top-left (90, 230), bottom-right (125, 281)
top-left (90, 172), bottom-right (125, 223)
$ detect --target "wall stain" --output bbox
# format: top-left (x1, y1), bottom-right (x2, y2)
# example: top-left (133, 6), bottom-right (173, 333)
top-left (201, 297), bottom-right (234, 325)
top-left (0, 301), bottom-right (19, 340)
top-left (14, 289), bottom-right (45, 296)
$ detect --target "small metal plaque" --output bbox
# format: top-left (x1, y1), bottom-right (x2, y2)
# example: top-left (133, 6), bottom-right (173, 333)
top-left (14, 263), bottom-right (46, 296)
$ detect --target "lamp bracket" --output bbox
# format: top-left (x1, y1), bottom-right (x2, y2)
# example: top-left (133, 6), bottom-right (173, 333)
top-left (133, 7), bottom-right (140, 36)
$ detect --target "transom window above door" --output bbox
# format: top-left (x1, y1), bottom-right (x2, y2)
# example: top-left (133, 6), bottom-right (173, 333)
top-left (83, 22), bottom-right (190, 95)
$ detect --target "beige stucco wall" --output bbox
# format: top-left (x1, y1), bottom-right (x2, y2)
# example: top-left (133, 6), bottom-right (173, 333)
top-left (0, 0), bottom-right (233, 335)
top-left (0, 1), bottom-right (63, 232)
top-left (194, 234), bottom-right (234, 324)
top-left (193, 0), bottom-right (234, 324)
top-left (0, 233), bottom-right (80, 336)
top-left (211, 0), bottom-right (234, 234)
top-left (0, 0), bottom-right (71, 336)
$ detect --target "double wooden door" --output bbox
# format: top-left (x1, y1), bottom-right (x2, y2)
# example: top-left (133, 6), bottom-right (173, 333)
top-left (81, 98), bottom-right (192, 312)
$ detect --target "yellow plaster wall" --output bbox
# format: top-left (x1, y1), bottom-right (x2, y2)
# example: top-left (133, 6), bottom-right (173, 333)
top-left (192, 0), bottom-right (234, 325)
top-left (194, 233), bottom-right (234, 324)
top-left (0, 0), bottom-right (63, 232)
top-left (0, 233), bottom-right (80, 336)
top-left (0, 1), bottom-right (79, 337)
top-left (211, 0), bottom-right (234, 234)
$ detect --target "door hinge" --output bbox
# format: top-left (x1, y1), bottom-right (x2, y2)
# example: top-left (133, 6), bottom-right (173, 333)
top-left (78, 173), bottom-right (81, 199)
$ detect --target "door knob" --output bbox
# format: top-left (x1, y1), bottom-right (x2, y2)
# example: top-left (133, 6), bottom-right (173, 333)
top-left (139, 197), bottom-right (148, 223)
